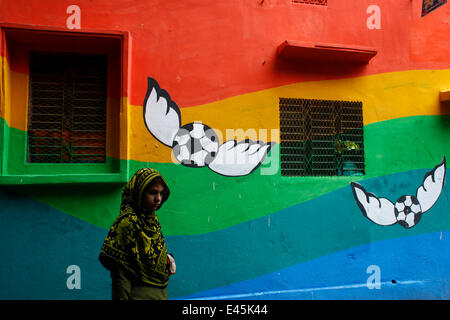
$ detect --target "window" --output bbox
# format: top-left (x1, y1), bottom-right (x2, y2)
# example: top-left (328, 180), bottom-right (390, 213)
top-left (279, 98), bottom-right (365, 176)
top-left (0, 24), bottom-right (130, 184)
top-left (27, 53), bottom-right (108, 164)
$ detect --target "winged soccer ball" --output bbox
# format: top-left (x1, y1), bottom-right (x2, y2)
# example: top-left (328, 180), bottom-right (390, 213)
top-left (351, 158), bottom-right (446, 229)
top-left (143, 77), bottom-right (275, 177)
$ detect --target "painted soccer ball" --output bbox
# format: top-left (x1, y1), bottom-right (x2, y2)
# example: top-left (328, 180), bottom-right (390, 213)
top-left (172, 122), bottom-right (219, 168)
top-left (394, 195), bottom-right (422, 229)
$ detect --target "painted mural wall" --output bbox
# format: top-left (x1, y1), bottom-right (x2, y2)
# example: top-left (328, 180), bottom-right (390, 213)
top-left (0, 0), bottom-right (449, 299)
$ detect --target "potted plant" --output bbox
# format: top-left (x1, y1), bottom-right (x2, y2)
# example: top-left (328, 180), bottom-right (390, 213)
top-left (334, 139), bottom-right (363, 176)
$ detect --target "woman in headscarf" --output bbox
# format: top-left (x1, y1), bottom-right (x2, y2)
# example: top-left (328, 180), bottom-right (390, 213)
top-left (99, 168), bottom-right (176, 300)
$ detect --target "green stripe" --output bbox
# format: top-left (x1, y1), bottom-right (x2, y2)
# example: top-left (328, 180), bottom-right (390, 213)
top-left (3, 115), bottom-right (450, 235)
top-left (0, 118), bottom-right (124, 182)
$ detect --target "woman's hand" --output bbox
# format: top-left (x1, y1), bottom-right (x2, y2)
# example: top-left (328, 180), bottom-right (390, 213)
top-left (167, 253), bottom-right (176, 275)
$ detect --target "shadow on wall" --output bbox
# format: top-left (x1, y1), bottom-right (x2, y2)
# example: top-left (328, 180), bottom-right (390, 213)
top-left (272, 49), bottom-right (368, 79)
top-left (439, 99), bottom-right (450, 120)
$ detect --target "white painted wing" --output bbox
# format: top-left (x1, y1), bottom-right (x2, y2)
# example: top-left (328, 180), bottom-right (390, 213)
top-left (351, 182), bottom-right (397, 226)
top-left (416, 157), bottom-right (446, 213)
top-left (143, 77), bottom-right (181, 147)
top-left (208, 140), bottom-right (275, 177)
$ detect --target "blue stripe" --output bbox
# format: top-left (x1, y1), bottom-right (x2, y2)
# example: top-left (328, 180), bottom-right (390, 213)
top-left (165, 167), bottom-right (449, 298)
top-left (177, 231), bottom-right (450, 300)
top-left (0, 166), bottom-right (448, 299)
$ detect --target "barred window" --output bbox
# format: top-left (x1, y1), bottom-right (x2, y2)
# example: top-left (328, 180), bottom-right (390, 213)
top-left (280, 98), bottom-right (365, 176)
top-left (27, 53), bottom-right (107, 163)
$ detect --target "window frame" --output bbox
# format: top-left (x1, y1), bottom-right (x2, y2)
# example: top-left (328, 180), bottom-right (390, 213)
top-left (0, 23), bottom-right (130, 185)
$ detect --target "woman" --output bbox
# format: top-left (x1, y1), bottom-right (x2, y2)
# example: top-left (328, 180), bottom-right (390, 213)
top-left (99, 168), bottom-right (176, 300)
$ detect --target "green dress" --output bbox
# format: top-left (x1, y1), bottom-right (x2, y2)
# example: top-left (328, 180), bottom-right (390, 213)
top-left (99, 168), bottom-right (172, 300)
top-left (111, 267), bottom-right (168, 300)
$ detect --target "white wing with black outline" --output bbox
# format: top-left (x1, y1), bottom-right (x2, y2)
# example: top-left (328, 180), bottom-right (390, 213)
top-left (143, 77), bottom-right (181, 147)
top-left (208, 140), bottom-right (274, 177)
top-left (416, 157), bottom-right (446, 213)
top-left (351, 182), bottom-right (397, 226)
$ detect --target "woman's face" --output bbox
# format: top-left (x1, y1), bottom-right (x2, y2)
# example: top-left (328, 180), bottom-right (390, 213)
top-left (142, 183), bottom-right (165, 213)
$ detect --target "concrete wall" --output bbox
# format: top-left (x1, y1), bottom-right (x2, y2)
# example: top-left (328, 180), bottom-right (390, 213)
top-left (0, 0), bottom-right (449, 299)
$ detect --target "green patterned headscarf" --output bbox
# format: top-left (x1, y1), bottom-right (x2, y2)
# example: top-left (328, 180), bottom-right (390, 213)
top-left (99, 168), bottom-right (171, 287)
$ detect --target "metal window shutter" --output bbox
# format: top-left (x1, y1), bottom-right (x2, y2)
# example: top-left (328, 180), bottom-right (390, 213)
top-left (27, 53), bottom-right (107, 164)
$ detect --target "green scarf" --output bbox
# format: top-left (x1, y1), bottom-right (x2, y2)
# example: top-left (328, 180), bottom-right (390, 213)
top-left (99, 168), bottom-right (171, 287)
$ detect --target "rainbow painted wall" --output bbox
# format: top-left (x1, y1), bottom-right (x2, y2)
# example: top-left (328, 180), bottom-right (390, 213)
top-left (0, 0), bottom-right (449, 299)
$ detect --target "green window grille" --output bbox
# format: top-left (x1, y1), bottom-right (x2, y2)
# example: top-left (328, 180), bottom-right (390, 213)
top-left (280, 98), bottom-right (365, 176)
top-left (27, 53), bottom-right (108, 163)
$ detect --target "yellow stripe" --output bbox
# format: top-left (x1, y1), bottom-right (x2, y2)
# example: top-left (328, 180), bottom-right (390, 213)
top-left (129, 69), bottom-right (450, 162)
top-left (2, 56), bottom-right (448, 164)
top-left (0, 56), bottom-right (31, 131)
top-left (0, 56), bottom-right (10, 122)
